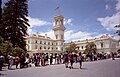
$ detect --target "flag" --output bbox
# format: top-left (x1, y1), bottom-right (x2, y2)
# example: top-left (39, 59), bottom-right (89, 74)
top-left (54, 7), bottom-right (59, 10)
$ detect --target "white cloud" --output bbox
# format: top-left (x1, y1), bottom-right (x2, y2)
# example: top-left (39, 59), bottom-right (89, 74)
top-left (28, 27), bottom-right (114, 43)
top-left (97, 12), bottom-right (120, 31)
top-left (113, 34), bottom-right (120, 40)
top-left (116, 0), bottom-right (120, 11)
top-left (27, 28), bottom-right (33, 35)
top-left (28, 29), bottom-right (97, 42)
top-left (64, 18), bottom-right (73, 26)
top-left (64, 30), bottom-right (93, 41)
top-left (105, 4), bottom-right (111, 10)
top-left (39, 30), bottom-right (55, 39)
top-left (27, 17), bottom-right (52, 28)
top-left (97, 0), bottom-right (120, 31)
top-left (27, 16), bottom-right (52, 34)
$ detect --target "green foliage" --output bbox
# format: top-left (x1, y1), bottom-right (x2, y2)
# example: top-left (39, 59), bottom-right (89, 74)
top-left (1, 0), bottom-right (30, 50)
top-left (0, 0), bottom-right (2, 33)
top-left (13, 47), bottom-right (25, 55)
top-left (0, 37), bottom-right (13, 54)
top-left (84, 42), bottom-right (97, 54)
top-left (0, 36), bottom-right (3, 44)
top-left (65, 42), bottom-right (79, 53)
top-left (0, 36), bottom-right (25, 55)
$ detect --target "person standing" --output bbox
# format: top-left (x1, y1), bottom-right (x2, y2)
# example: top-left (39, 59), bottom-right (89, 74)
top-left (20, 53), bottom-right (25, 68)
top-left (0, 52), bottom-right (4, 71)
top-left (50, 53), bottom-right (53, 65)
top-left (68, 52), bottom-right (74, 69)
top-left (78, 52), bottom-right (83, 69)
top-left (41, 53), bottom-right (45, 66)
top-left (8, 55), bottom-right (14, 69)
top-left (64, 51), bottom-right (69, 68)
top-left (45, 53), bottom-right (49, 65)
top-left (15, 54), bottom-right (20, 69)
top-left (111, 52), bottom-right (115, 60)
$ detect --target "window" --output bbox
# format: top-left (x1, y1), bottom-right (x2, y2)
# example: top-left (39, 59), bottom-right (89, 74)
top-left (81, 46), bottom-right (83, 49)
top-left (35, 45), bottom-right (37, 49)
top-left (28, 40), bottom-right (30, 43)
top-left (48, 47), bottom-right (49, 50)
top-left (40, 46), bottom-right (42, 50)
top-left (101, 43), bottom-right (103, 48)
top-left (44, 46), bottom-right (46, 49)
top-left (61, 47), bottom-right (63, 51)
top-left (40, 41), bottom-right (42, 44)
top-left (27, 45), bottom-right (29, 50)
top-left (52, 47), bottom-right (53, 50)
top-left (61, 43), bottom-right (63, 45)
top-left (52, 43), bottom-right (54, 45)
top-left (61, 35), bottom-right (63, 39)
top-left (48, 42), bottom-right (50, 45)
top-left (56, 47), bottom-right (58, 50)
top-left (35, 40), bottom-right (37, 43)
top-left (44, 41), bottom-right (46, 45)
top-left (56, 43), bottom-right (58, 45)
top-left (56, 35), bottom-right (58, 39)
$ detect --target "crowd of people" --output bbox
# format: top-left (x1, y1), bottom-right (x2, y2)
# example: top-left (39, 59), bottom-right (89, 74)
top-left (0, 51), bottom-right (119, 71)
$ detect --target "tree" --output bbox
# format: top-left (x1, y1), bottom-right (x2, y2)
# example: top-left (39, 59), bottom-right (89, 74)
top-left (2, 0), bottom-right (30, 50)
top-left (13, 47), bottom-right (25, 55)
top-left (84, 42), bottom-right (97, 54)
top-left (115, 24), bottom-right (120, 36)
top-left (0, 0), bottom-right (2, 22)
top-left (65, 42), bottom-right (79, 53)
top-left (0, 0), bottom-right (2, 33)
top-left (0, 36), bottom-right (13, 55)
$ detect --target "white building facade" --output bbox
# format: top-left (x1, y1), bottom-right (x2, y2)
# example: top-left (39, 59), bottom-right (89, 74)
top-left (70, 34), bottom-right (119, 54)
top-left (26, 15), bottom-right (119, 54)
top-left (25, 15), bottom-right (65, 54)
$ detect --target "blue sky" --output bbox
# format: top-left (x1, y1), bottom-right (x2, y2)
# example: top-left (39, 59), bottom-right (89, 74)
top-left (2, 0), bottom-right (120, 43)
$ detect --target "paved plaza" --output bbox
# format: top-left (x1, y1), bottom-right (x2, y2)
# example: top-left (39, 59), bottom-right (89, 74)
top-left (0, 58), bottom-right (120, 77)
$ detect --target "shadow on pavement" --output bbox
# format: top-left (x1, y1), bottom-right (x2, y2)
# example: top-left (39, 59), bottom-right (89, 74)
top-left (8, 68), bottom-right (16, 70)
top-left (72, 67), bottom-right (88, 70)
top-left (72, 67), bottom-right (79, 69)
top-left (0, 73), bottom-right (7, 76)
top-left (81, 68), bottom-right (87, 70)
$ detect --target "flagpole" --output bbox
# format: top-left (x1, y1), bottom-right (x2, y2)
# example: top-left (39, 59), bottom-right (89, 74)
top-left (54, 0), bottom-right (61, 15)
top-left (58, 0), bottom-right (61, 15)
top-left (58, 7), bottom-right (61, 15)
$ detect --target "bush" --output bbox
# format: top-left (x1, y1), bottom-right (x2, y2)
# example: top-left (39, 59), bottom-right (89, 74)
top-left (13, 47), bottom-right (25, 55)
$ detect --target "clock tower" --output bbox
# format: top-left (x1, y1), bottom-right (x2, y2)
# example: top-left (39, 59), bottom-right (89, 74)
top-left (53, 15), bottom-right (65, 52)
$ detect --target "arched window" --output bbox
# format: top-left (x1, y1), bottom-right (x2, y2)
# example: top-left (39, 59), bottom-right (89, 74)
top-left (56, 47), bottom-right (58, 50)
top-left (48, 47), bottom-right (50, 50)
top-left (61, 35), bottom-right (63, 39)
top-left (44, 46), bottom-right (46, 49)
top-left (61, 47), bottom-right (63, 51)
top-left (56, 35), bottom-right (58, 39)
top-left (52, 43), bottom-right (54, 45)
top-left (48, 42), bottom-right (50, 45)
top-left (81, 46), bottom-right (83, 49)
top-left (28, 40), bottom-right (30, 43)
top-left (52, 47), bottom-right (54, 50)
top-left (35, 45), bottom-right (37, 49)
top-left (101, 43), bottom-right (104, 48)
top-left (35, 40), bottom-right (37, 43)
top-left (40, 46), bottom-right (42, 50)
top-left (44, 41), bottom-right (46, 45)
top-left (40, 41), bottom-right (42, 44)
